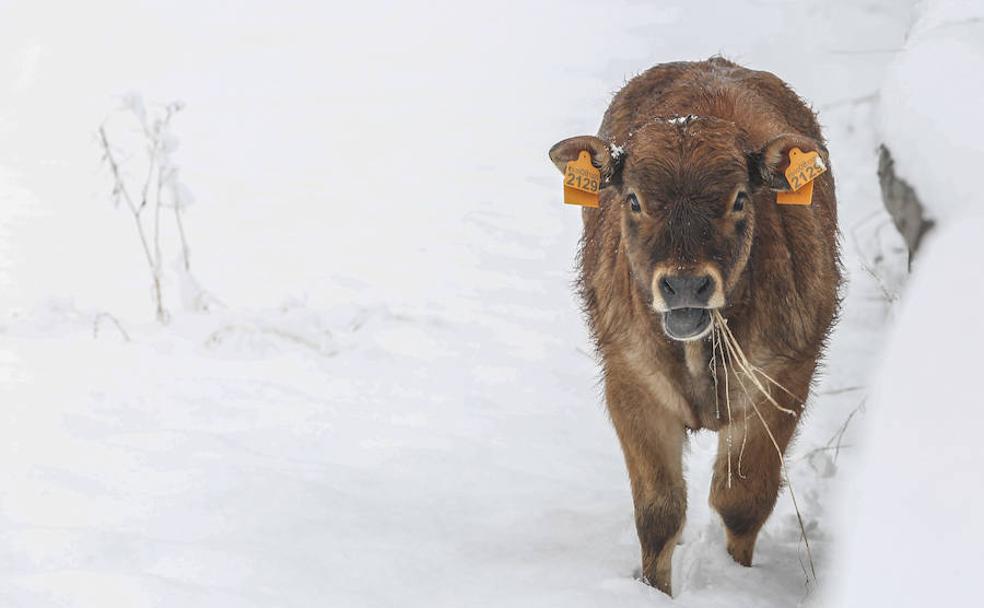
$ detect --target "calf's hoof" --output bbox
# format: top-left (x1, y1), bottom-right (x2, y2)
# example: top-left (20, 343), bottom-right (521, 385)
top-left (725, 529), bottom-right (756, 567)
top-left (640, 566), bottom-right (673, 597)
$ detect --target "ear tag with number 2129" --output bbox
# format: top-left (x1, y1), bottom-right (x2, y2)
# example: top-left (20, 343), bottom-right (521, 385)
top-left (563, 151), bottom-right (601, 208)
top-left (776, 147), bottom-right (826, 206)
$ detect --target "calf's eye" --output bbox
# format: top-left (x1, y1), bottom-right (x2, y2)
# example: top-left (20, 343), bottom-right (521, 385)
top-left (732, 192), bottom-right (748, 212)
top-left (627, 193), bottom-right (641, 213)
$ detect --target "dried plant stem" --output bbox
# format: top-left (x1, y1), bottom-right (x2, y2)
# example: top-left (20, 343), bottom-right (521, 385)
top-left (149, 105), bottom-right (181, 277)
top-left (98, 126), bottom-right (166, 322)
top-left (711, 325), bottom-right (734, 488)
top-left (737, 410), bottom-right (750, 480)
top-left (99, 102), bottom-right (189, 323)
top-left (709, 335), bottom-right (720, 420)
top-left (92, 312), bottom-right (132, 342)
top-left (153, 176), bottom-right (164, 277)
top-left (801, 400), bottom-right (865, 464)
top-left (173, 194), bottom-right (192, 271)
top-left (819, 385), bottom-right (863, 396)
top-left (713, 311), bottom-right (798, 416)
top-left (717, 327), bottom-right (749, 479)
top-left (749, 364), bottom-right (806, 406)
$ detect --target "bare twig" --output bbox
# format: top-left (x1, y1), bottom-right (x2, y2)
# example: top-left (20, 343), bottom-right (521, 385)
top-left (861, 261), bottom-right (900, 303)
top-left (99, 125), bottom-right (166, 322)
top-left (802, 444), bottom-right (856, 456)
top-left (99, 99), bottom-right (199, 323)
top-left (93, 312), bottom-right (132, 342)
top-left (829, 400), bottom-right (865, 463)
top-left (150, 104), bottom-right (181, 279)
top-left (818, 385), bottom-right (863, 396)
top-left (171, 170), bottom-right (192, 271)
top-left (850, 211), bottom-right (902, 303)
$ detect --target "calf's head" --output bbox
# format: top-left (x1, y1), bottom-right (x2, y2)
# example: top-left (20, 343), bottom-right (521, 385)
top-left (550, 117), bottom-right (820, 342)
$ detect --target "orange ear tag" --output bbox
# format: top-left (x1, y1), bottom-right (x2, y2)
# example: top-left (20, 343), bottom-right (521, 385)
top-left (563, 151), bottom-right (601, 208)
top-left (776, 147), bottom-right (827, 206)
top-left (776, 179), bottom-right (814, 205)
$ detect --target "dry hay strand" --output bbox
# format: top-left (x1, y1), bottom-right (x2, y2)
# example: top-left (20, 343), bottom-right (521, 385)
top-left (712, 311), bottom-right (801, 416)
top-left (709, 323), bottom-right (734, 488)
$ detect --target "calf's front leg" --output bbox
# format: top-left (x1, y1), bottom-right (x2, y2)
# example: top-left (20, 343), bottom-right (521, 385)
top-left (606, 377), bottom-right (687, 596)
top-left (709, 385), bottom-right (801, 566)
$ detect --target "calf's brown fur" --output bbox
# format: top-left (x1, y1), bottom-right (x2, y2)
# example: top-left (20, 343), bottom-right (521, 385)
top-left (549, 58), bottom-right (840, 595)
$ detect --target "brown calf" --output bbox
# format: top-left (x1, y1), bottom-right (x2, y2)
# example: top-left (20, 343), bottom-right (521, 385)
top-left (549, 58), bottom-right (840, 595)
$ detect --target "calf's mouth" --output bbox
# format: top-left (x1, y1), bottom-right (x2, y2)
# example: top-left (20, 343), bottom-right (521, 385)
top-left (662, 308), bottom-right (713, 341)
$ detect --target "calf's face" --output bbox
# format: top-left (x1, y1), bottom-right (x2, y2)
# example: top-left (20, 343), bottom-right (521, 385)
top-left (550, 117), bottom-right (818, 342)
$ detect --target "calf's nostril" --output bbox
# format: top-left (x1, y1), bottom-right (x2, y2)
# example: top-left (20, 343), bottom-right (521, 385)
top-left (661, 278), bottom-right (676, 296)
top-left (696, 276), bottom-right (712, 296)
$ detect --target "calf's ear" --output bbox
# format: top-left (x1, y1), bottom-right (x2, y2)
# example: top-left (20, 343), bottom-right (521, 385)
top-left (548, 135), bottom-right (622, 186)
top-left (749, 133), bottom-right (827, 191)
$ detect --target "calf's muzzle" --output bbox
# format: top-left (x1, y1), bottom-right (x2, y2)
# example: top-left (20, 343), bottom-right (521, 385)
top-left (658, 274), bottom-right (715, 309)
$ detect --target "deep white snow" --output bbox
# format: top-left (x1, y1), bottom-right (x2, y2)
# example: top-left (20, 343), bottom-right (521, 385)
top-left (878, 0), bottom-right (984, 224)
top-left (833, 2), bottom-right (984, 604)
top-left (0, 1), bottom-right (922, 606)
top-left (832, 217), bottom-right (984, 607)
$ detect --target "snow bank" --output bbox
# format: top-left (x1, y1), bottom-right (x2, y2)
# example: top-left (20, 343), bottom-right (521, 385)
top-left (878, 0), bottom-right (984, 224)
top-left (832, 216), bottom-right (984, 606)
top-left (832, 1), bottom-right (984, 604)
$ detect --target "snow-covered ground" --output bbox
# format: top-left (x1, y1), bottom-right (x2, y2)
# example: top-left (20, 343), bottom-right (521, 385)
top-left (0, 1), bottom-right (916, 606)
top-left (833, 216), bottom-right (984, 607)
top-left (877, 0), bottom-right (984, 225)
top-left (833, 2), bottom-right (984, 605)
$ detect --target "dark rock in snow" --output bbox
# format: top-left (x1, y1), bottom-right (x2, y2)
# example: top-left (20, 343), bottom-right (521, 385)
top-left (877, 145), bottom-right (933, 264)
